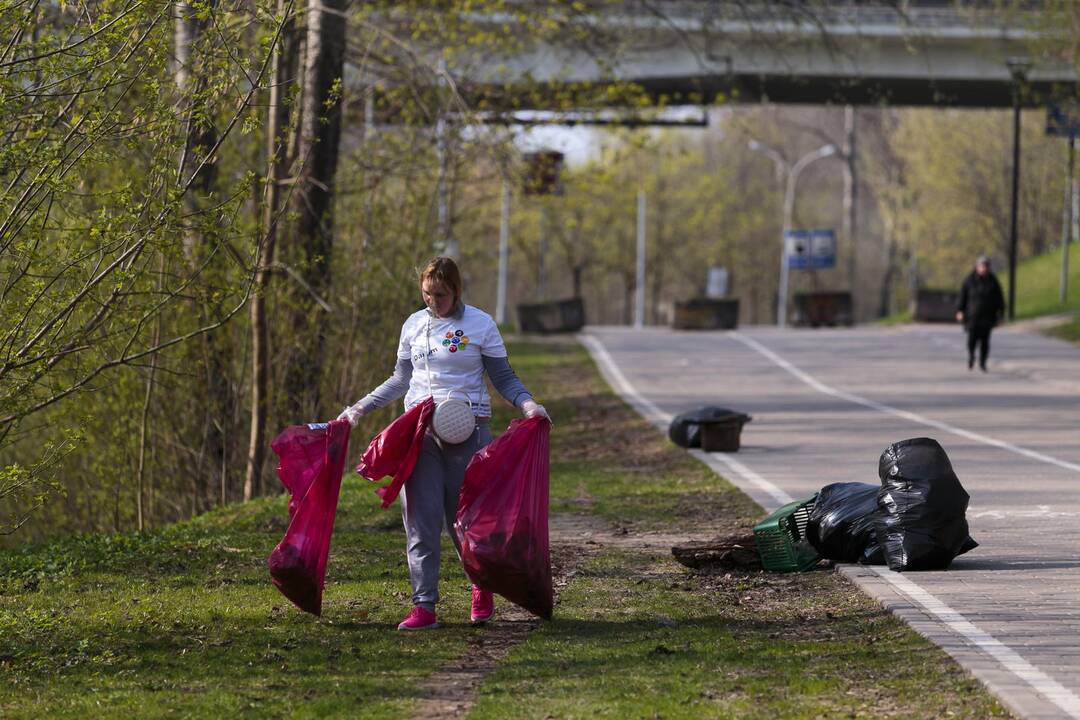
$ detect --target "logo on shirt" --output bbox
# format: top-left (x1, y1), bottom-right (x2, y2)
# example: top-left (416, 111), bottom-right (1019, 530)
top-left (412, 347), bottom-right (438, 363)
top-left (440, 328), bottom-right (470, 354)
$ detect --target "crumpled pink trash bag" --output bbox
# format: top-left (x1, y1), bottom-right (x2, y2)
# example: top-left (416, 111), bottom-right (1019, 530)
top-left (356, 397), bottom-right (434, 508)
top-left (267, 420), bottom-right (350, 615)
top-left (455, 416), bottom-right (553, 619)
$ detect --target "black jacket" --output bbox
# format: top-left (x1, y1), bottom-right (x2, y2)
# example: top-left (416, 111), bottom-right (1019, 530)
top-left (958, 271), bottom-right (1005, 328)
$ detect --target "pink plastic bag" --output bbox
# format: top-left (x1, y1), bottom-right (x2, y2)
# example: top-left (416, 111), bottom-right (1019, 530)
top-left (356, 397), bottom-right (434, 508)
top-left (455, 416), bottom-right (552, 619)
top-left (267, 420), bottom-right (350, 615)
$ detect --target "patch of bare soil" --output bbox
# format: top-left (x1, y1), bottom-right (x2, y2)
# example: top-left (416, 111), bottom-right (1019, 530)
top-left (554, 390), bottom-right (674, 473)
top-left (409, 608), bottom-right (537, 720)
top-left (409, 525), bottom-right (596, 720)
top-left (550, 512), bottom-right (714, 552)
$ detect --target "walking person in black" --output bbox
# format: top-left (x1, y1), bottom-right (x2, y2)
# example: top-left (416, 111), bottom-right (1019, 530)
top-left (955, 255), bottom-right (1006, 372)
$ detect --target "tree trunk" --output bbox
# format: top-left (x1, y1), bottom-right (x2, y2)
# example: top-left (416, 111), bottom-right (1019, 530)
top-left (281, 0), bottom-right (347, 424)
top-left (245, 0), bottom-right (296, 501)
top-left (175, 0), bottom-right (223, 511)
top-left (135, 255), bottom-right (165, 529)
top-left (175, 1), bottom-right (219, 260)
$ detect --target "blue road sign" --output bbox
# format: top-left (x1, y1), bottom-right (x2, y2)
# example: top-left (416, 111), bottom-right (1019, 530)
top-left (785, 229), bottom-right (836, 269)
top-left (1047, 101), bottom-right (1080, 138)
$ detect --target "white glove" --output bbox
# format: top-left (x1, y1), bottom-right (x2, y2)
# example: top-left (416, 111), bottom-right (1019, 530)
top-left (521, 399), bottom-right (550, 422)
top-left (337, 404), bottom-right (364, 427)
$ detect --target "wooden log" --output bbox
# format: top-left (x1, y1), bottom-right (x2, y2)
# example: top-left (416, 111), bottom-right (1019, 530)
top-left (671, 533), bottom-right (761, 570)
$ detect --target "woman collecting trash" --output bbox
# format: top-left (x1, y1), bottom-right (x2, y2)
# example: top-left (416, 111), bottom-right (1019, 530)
top-left (337, 257), bottom-right (549, 630)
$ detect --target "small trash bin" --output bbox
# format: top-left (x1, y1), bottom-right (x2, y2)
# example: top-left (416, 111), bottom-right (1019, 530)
top-left (669, 407), bottom-right (751, 451)
top-left (912, 289), bottom-right (961, 323)
top-left (517, 297), bottom-right (585, 333)
top-left (699, 419), bottom-right (747, 452)
top-left (672, 298), bottom-right (739, 330)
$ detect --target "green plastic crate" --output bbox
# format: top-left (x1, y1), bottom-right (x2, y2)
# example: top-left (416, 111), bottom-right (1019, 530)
top-left (752, 495), bottom-right (820, 572)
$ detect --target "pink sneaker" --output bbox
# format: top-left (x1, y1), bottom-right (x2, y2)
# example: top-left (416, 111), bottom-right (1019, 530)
top-left (471, 586), bottom-right (495, 625)
top-left (397, 606), bottom-right (439, 631)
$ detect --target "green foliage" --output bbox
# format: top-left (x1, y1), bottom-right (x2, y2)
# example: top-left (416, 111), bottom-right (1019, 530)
top-left (455, 110), bottom-right (839, 326)
top-left (1, 0), bottom-right (285, 539)
top-left (868, 108), bottom-right (1070, 309)
top-left (5, 0), bottom-right (1070, 551)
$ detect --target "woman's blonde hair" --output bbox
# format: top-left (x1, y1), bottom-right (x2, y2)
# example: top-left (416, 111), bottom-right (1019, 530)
top-left (419, 256), bottom-right (463, 304)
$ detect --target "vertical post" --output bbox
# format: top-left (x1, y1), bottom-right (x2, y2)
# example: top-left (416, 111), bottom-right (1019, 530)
top-left (778, 172), bottom-right (796, 328)
top-left (1006, 63), bottom-right (1026, 321)
top-left (1074, 145), bottom-right (1080, 249)
top-left (537, 202), bottom-right (546, 301)
top-left (435, 59), bottom-right (455, 257)
top-left (1062, 136), bottom-right (1071, 306)
top-left (497, 176), bottom-right (510, 324)
top-left (635, 189), bottom-right (647, 329)
top-left (842, 105), bottom-right (858, 298)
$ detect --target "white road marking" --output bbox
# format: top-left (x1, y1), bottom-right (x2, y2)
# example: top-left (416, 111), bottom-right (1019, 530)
top-left (875, 570), bottom-right (1080, 719)
top-left (696, 450), bottom-right (796, 508)
top-left (578, 335), bottom-right (670, 430)
top-left (970, 506), bottom-right (1080, 519)
top-left (581, 330), bottom-right (1080, 719)
top-left (730, 331), bottom-right (1080, 475)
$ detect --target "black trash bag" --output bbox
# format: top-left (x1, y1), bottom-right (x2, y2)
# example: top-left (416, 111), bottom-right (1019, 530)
top-left (874, 438), bottom-right (978, 571)
top-left (668, 407), bottom-right (751, 448)
top-left (805, 482), bottom-right (885, 564)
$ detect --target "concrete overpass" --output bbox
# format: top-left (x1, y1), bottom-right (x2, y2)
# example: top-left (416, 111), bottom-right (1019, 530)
top-left (462, 1), bottom-right (1076, 109)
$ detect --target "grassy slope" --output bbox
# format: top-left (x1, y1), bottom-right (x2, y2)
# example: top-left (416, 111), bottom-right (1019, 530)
top-left (0, 341), bottom-right (1009, 718)
top-left (1008, 242), bottom-right (1080, 344)
top-left (1000, 241), bottom-right (1080, 319)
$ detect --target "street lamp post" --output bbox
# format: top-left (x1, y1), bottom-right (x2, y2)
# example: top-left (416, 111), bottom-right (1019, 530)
top-left (496, 174), bottom-right (510, 324)
top-left (749, 140), bottom-right (837, 327)
top-left (1006, 57), bottom-right (1030, 321)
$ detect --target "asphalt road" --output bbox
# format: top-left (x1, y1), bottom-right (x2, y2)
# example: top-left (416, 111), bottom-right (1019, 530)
top-left (582, 323), bottom-right (1080, 720)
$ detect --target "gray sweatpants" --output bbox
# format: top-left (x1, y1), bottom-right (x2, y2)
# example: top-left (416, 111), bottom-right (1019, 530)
top-left (400, 424), bottom-right (492, 610)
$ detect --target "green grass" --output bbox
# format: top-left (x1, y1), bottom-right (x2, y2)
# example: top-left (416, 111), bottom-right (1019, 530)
top-left (471, 551), bottom-right (999, 720)
top-left (0, 481), bottom-right (478, 719)
top-left (873, 308), bottom-right (913, 326)
top-left (1044, 314), bottom-right (1080, 344)
top-left (1003, 241), bottom-right (1080, 319)
top-left (0, 340), bottom-right (1011, 718)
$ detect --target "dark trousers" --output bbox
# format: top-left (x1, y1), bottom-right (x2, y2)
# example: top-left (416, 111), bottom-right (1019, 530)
top-left (966, 324), bottom-right (992, 368)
